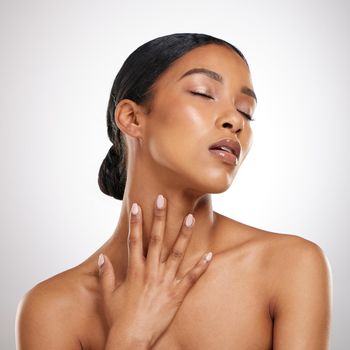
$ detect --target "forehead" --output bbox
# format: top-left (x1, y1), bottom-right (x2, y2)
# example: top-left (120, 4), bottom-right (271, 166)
top-left (154, 44), bottom-right (253, 90)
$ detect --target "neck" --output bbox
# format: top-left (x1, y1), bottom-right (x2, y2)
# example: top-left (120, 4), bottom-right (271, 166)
top-left (101, 157), bottom-right (218, 282)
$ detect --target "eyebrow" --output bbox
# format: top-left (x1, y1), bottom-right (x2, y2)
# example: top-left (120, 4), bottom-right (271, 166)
top-left (178, 67), bottom-right (257, 103)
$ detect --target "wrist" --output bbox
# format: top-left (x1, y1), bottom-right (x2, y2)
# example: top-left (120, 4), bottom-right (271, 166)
top-left (106, 324), bottom-right (151, 350)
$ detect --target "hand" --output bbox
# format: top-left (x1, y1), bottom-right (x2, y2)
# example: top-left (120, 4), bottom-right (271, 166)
top-left (98, 194), bottom-right (213, 348)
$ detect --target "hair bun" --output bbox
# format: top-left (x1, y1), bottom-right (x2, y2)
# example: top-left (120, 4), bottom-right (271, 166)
top-left (98, 144), bottom-right (126, 200)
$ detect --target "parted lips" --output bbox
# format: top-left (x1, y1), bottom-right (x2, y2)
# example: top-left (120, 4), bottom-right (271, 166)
top-left (208, 138), bottom-right (241, 160)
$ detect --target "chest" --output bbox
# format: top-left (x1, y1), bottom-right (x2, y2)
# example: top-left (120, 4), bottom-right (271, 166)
top-left (84, 253), bottom-right (274, 350)
top-left (152, 258), bottom-right (273, 349)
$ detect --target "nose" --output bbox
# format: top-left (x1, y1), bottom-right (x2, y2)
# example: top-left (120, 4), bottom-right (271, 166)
top-left (216, 109), bottom-right (244, 134)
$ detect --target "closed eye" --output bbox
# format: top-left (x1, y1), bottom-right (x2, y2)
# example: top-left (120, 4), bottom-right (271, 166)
top-left (190, 91), bottom-right (214, 100)
top-left (238, 110), bottom-right (255, 121)
top-left (191, 91), bottom-right (255, 121)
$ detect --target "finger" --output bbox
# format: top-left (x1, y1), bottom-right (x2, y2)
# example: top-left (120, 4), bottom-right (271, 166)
top-left (145, 194), bottom-right (167, 280)
top-left (174, 251), bottom-right (213, 300)
top-left (127, 203), bottom-right (145, 277)
top-left (164, 213), bottom-right (195, 280)
top-left (98, 253), bottom-right (116, 300)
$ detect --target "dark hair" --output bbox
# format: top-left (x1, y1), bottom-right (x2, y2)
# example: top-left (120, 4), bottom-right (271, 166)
top-left (98, 32), bottom-right (248, 200)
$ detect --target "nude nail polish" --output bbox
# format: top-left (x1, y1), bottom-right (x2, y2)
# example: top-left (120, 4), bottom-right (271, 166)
top-left (131, 203), bottom-right (139, 215)
top-left (98, 253), bottom-right (104, 268)
top-left (204, 252), bottom-right (213, 262)
top-left (185, 213), bottom-right (194, 227)
top-left (156, 194), bottom-right (165, 209)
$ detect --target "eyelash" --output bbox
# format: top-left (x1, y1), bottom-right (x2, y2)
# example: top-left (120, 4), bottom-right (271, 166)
top-left (190, 91), bottom-right (255, 122)
top-left (239, 111), bottom-right (255, 122)
top-left (191, 91), bottom-right (214, 99)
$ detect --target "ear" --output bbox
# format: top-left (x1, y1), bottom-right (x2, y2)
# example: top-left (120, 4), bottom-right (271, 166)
top-left (114, 99), bottom-right (144, 139)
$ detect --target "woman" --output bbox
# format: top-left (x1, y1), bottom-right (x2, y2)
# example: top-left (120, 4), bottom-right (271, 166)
top-left (16, 33), bottom-right (332, 349)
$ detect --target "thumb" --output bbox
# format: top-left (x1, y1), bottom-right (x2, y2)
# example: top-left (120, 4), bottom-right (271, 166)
top-left (98, 253), bottom-right (116, 298)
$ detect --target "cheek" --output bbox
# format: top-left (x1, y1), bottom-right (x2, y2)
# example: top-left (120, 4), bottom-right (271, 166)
top-left (144, 102), bottom-right (240, 192)
top-left (147, 103), bottom-right (211, 167)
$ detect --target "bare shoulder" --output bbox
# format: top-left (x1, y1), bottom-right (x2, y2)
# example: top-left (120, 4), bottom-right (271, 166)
top-left (219, 213), bottom-right (332, 317)
top-left (215, 212), bottom-right (330, 261)
top-left (16, 263), bottom-right (101, 349)
top-left (263, 230), bottom-right (333, 313)
top-left (214, 212), bottom-right (332, 291)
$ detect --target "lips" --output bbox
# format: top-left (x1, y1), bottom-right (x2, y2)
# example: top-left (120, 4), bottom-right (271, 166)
top-left (208, 138), bottom-right (241, 160)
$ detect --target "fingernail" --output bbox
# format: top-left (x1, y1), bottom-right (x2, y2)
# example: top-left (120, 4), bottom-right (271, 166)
top-left (204, 251), bottom-right (213, 263)
top-left (185, 213), bottom-right (194, 227)
top-left (156, 194), bottom-right (165, 209)
top-left (131, 203), bottom-right (139, 215)
top-left (98, 253), bottom-right (105, 268)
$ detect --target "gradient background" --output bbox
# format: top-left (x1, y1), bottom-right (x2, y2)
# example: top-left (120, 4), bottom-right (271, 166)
top-left (1, 0), bottom-right (349, 348)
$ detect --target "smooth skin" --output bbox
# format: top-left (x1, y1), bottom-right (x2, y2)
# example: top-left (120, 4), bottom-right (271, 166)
top-left (16, 44), bottom-right (332, 349)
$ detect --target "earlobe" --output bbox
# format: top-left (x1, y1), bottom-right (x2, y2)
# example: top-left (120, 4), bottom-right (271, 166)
top-left (114, 99), bottom-right (143, 138)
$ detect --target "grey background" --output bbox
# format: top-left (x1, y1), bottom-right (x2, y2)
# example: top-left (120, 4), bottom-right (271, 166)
top-left (1, 0), bottom-right (349, 348)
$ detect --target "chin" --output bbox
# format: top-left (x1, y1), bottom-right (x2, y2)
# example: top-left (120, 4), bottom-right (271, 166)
top-left (207, 178), bottom-right (233, 194)
top-left (158, 155), bottom-right (237, 194)
top-left (186, 170), bottom-right (235, 195)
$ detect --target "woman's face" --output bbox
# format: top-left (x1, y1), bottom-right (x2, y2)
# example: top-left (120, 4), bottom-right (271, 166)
top-left (141, 44), bottom-right (257, 195)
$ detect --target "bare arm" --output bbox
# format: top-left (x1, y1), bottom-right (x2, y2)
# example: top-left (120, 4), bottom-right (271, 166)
top-left (15, 285), bottom-right (81, 350)
top-left (16, 285), bottom-right (148, 350)
top-left (272, 237), bottom-right (333, 349)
